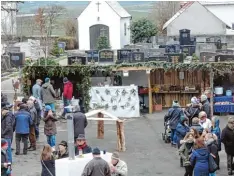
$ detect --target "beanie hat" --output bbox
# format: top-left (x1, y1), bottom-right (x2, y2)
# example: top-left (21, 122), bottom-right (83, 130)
top-left (191, 97), bottom-right (199, 104)
top-left (200, 95), bottom-right (207, 102)
top-left (1, 139), bottom-right (8, 147)
top-left (63, 77), bottom-right (68, 83)
top-left (92, 147), bottom-right (100, 155)
top-left (172, 100), bottom-right (180, 107)
top-left (111, 152), bottom-right (120, 160)
top-left (45, 105), bottom-right (51, 112)
top-left (45, 77), bottom-right (50, 83)
top-left (59, 141), bottom-right (68, 147)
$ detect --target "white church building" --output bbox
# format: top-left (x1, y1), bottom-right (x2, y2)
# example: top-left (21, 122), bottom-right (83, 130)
top-left (78, 1), bottom-right (131, 50)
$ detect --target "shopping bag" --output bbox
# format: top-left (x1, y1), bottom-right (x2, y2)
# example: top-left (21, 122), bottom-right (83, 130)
top-left (209, 154), bottom-right (218, 173)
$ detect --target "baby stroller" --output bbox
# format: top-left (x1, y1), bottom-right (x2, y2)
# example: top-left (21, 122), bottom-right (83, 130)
top-left (162, 120), bottom-right (171, 143)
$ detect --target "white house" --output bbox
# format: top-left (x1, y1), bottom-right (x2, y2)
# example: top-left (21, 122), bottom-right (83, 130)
top-left (163, 1), bottom-right (234, 37)
top-left (78, 1), bottom-right (131, 50)
top-left (1, 1), bottom-right (18, 36)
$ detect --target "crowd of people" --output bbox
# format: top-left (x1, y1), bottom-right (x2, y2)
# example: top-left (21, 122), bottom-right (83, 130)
top-left (1, 77), bottom-right (128, 176)
top-left (164, 95), bottom-right (234, 176)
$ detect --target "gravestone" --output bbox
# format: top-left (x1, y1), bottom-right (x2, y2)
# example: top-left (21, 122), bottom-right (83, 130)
top-left (67, 55), bottom-right (86, 65)
top-left (9, 52), bottom-right (25, 67)
top-left (98, 49), bottom-right (114, 63)
top-left (215, 55), bottom-right (234, 62)
top-left (181, 45), bottom-right (196, 56)
top-left (166, 53), bottom-right (184, 63)
top-left (86, 50), bottom-right (99, 63)
top-left (165, 44), bottom-right (180, 53)
top-left (216, 49), bottom-right (234, 55)
top-left (148, 48), bottom-right (166, 57)
top-left (147, 56), bottom-right (168, 62)
top-left (116, 49), bottom-right (132, 63)
top-left (200, 52), bottom-right (216, 62)
top-left (131, 52), bottom-right (145, 63)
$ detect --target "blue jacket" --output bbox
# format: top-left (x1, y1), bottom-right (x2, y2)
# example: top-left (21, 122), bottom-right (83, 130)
top-left (175, 122), bottom-right (190, 145)
top-left (32, 83), bottom-right (42, 99)
top-left (15, 109), bottom-right (32, 134)
top-left (166, 106), bottom-right (183, 129)
top-left (190, 148), bottom-right (209, 176)
top-left (211, 118), bottom-right (221, 151)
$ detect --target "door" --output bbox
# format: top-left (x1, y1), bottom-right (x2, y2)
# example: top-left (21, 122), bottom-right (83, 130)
top-left (89, 24), bottom-right (109, 50)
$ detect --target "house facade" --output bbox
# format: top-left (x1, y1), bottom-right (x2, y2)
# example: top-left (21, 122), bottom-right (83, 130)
top-left (78, 1), bottom-right (131, 50)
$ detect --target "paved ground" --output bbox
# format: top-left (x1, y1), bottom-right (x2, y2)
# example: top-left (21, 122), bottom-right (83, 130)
top-left (10, 110), bottom-right (232, 176)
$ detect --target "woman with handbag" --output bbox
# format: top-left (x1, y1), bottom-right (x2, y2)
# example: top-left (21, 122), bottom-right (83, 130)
top-left (190, 138), bottom-right (209, 176)
top-left (179, 132), bottom-right (195, 176)
top-left (41, 144), bottom-right (56, 176)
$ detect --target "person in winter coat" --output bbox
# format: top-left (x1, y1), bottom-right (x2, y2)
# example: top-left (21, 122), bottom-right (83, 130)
top-left (191, 117), bottom-right (204, 135)
top-left (41, 144), bottom-right (56, 176)
top-left (199, 111), bottom-right (212, 130)
top-left (14, 103), bottom-right (33, 155)
top-left (27, 98), bottom-right (37, 151)
top-left (179, 132), bottom-right (195, 176)
top-left (221, 117), bottom-right (234, 175)
top-left (200, 95), bottom-right (211, 119)
top-left (1, 104), bottom-right (14, 163)
top-left (211, 116), bottom-right (221, 152)
top-left (1, 92), bottom-right (8, 104)
top-left (184, 97), bottom-right (201, 126)
top-left (41, 77), bottom-right (56, 112)
top-left (73, 105), bottom-right (88, 141)
top-left (75, 134), bottom-right (92, 155)
top-left (164, 101), bottom-right (183, 146)
top-left (54, 141), bottom-right (69, 159)
top-left (32, 79), bottom-right (43, 114)
top-left (190, 138), bottom-right (210, 176)
top-left (109, 152), bottom-right (128, 176)
top-left (43, 106), bottom-right (57, 150)
top-left (62, 77), bottom-right (73, 117)
top-left (1, 139), bottom-right (12, 176)
top-left (205, 133), bottom-right (220, 175)
top-left (175, 116), bottom-right (190, 148)
top-left (82, 147), bottom-right (111, 176)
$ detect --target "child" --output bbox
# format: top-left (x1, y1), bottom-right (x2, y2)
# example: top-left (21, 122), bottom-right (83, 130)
top-left (43, 105), bottom-right (57, 150)
top-left (1, 139), bottom-right (12, 176)
top-left (179, 132), bottom-right (195, 176)
top-left (205, 133), bottom-right (220, 175)
top-left (211, 116), bottom-right (221, 152)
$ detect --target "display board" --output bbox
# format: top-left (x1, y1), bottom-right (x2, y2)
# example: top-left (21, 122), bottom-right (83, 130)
top-left (89, 86), bottom-right (140, 118)
top-left (99, 50), bottom-right (114, 63)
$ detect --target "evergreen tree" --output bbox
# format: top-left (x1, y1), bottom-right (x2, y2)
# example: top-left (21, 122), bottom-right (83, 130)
top-left (51, 41), bottom-right (60, 56)
top-left (96, 36), bottom-right (110, 50)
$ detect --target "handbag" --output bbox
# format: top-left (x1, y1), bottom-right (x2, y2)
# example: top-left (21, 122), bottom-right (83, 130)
top-left (208, 154), bottom-right (218, 173)
top-left (42, 160), bottom-right (54, 176)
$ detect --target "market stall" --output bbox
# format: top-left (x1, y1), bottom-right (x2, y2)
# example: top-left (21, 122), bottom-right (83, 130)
top-left (214, 96), bottom-right (234, 113)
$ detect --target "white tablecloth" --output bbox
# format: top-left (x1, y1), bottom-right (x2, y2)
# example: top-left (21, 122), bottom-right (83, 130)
top-left (55, 152), bottom-right (112, 176)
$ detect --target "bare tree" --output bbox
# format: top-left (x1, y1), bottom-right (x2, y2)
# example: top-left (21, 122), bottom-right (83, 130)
top-left (34, 5), bottom-right (65, 58)
top-left (149, 1), bottom-right (180, 34)
top-left (63, 19), bottom-right (77, 37)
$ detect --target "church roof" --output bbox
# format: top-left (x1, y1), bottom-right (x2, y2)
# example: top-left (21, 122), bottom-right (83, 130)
top-left (106, 1), bottom-right (131, 18)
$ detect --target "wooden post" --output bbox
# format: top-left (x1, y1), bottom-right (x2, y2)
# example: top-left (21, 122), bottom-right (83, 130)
top-left (97, 112), bottom-right (104, 139)
top-left (148, 72), bottom-right (153, 114)
top-left (210, 70), bottom-right (214, 117)
top-left (116, 120), bottom-right (126, 152)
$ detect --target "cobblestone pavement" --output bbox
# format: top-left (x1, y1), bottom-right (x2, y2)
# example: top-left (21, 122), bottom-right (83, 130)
top-left (11, 111), bottom-right (232, 176)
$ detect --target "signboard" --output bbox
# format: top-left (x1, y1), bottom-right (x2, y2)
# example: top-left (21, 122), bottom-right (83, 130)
top-left (131, 52), bottom-right (145, 63)
top-left (116, 49), bottom-right (132, 63)
top-left (9, 52), bottom-right (25, 67)
top-left (67, 56), bottom-right (86, 65)
top-left (86, 50), bottom-right (99, 63)
top-left (98, 50), bottom-right (114, 63)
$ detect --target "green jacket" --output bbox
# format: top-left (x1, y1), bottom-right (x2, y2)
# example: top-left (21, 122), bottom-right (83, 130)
top-left (178, 142), bottom-right (194, 166)
top-left (41, 83), bottom-right (56, 104)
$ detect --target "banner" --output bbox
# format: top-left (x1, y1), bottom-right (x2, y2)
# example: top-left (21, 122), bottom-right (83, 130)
top-left (89, 86), bottom-right (140, 118)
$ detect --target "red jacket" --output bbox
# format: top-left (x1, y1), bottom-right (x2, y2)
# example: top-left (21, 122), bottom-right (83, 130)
top-left (63, 81), bottom-right (73, 100)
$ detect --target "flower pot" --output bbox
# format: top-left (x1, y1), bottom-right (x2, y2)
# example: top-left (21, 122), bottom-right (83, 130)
top-left (153, 104), bottom-right (162, 112)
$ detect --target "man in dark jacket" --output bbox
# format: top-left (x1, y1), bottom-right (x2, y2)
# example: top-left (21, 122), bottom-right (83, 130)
top-left (1, 103), bottom-right (14, 163)
top-left (41, 77), bottom-right (56, 112)
top-left (164, 100), bottom-right (183, 147)
top-left (14, 103), bottom-right (33, 155)
top-left (200, 95), bottom-right (211, 119)
top-left (184, 97), bottom-right (200, 126)
top-left (82, 147), bottom-right (111, 176)
top-left (27, 97), bottom-right (37, 151)
top-left (73, 105), bottom-right (88, 141)
top-left (221, 117), bottom-right (234, 175)
top-left (62, 77), bottom-right (73, 117)
top-left (75, 134), bottom-right (92, 155)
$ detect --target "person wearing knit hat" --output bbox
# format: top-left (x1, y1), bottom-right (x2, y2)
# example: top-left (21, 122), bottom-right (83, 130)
top-left (41, 77), bottom-right (56, 112)
top-left (221, 117), bottom-right (234, 175)
top-left (110, 152), bottom-right (128, 176)
top-left (200, 94), bottom-right (211, 119)
top-left (164, 100), bottom-right (183, 147)
top-left (56, 141), bottom-right (69, 159)
top-left (82, 147), bottom-right (111, 176)
top-left (184, 97), bottom-right (201, 126)
top-left (175, 115), bottom-right (190, 167)
top-left (62, 77), bottom-right (73, 117)
top-left (75, 134), bottom-right (92, 155)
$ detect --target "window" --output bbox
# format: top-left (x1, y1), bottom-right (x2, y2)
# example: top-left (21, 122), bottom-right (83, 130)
top-left (124, 23), bottom-right (126, 36)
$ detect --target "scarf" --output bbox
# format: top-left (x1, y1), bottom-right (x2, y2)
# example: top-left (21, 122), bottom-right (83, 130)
top-left (78, 142), bottom-right (87, 150)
